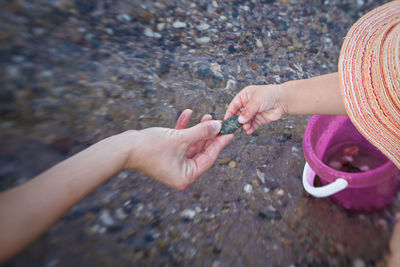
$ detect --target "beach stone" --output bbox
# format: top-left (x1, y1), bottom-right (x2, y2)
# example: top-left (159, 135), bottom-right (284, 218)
top-left (220, 157), bottom-right (231, 164)
top-left (173, 21), bottom-right (187, 28)
top-left (251, 179), bottom-right (259, 187)
top-left (181, 209), bottom-right (196, 220)
top-left (244, 184), bottom-right (253, 193)
top-left (196, 37), bottom-right (211, 44)
top-left (228, 161), bottom-right (237, 168)
top-left (99, 210), bottom-right (114, 227)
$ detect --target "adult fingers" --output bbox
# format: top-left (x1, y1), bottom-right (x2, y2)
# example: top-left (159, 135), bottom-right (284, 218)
top-left (175, 109), bottom-right (193, 129)
top-left (186, 114), bottom-right (213, 158)
top-left (191, 134), bottom-right (234, 178)
top-left (201, 114), bottom-right (212, 122)
top-left (182, 120), bottom-right (221, 143)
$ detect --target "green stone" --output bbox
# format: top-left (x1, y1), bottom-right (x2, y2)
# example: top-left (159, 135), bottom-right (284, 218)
top-left (220, 115), bottom-right (242, 134)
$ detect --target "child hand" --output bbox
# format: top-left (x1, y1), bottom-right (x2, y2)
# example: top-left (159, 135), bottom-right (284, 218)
top-left (224, 85), bottom-right (287, 134)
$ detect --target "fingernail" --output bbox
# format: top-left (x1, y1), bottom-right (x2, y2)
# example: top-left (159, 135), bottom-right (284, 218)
top-left (211, 121), bottom-right (221, 133)
top-left (238, 115), bottom-right (247, 123)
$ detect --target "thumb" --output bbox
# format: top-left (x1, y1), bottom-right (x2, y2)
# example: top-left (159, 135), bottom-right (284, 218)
top-left (182, 120), bottom-right (221, 142)
top-left (238, 98), bottom-right (260, 124)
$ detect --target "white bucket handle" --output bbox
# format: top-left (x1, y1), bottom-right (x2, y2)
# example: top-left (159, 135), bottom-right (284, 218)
top-left (302, 162), bottom-right (348, 198)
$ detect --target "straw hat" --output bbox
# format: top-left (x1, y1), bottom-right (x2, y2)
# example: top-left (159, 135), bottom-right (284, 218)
top-left (339, 1), bottom-right (400, 168)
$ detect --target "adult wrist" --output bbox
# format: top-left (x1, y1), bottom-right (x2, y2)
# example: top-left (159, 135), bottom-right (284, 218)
top-left (106, 130), bottom-right (140, 171)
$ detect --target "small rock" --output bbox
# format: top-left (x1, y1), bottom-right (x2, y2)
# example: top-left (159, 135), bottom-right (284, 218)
top-left (210, 62), bottom-right (222, 77)
top-left (144, 28), bottom-right (161, 38)
top-left (115, 208), bottom-right (128, 220)
top-left (181, 209), bottom-right (196, 220)
top-left (270, 66), bottom-right (281, 74)
top-left (196, 23), bottom-right (210, 31)
top-left (99, 210), bottom-right (114, 226)
top-left (256, 169), bottom-right (265, 184)
top-left (195, 206), bottom-right (202, 213)
top-left (263, 187), bottom-right (270, 193)
top-left (105, 28), bottom-right (114, 35)
top-left (228, 45), bottom-right (237, 53)
top-left (156, 23), bottom-right (165, 31)
top-left (228, 161), bottom-right (237, 168)
top-left (157, 239), bottom-right (169, 250)
top-left (255, 38), bottom-right (263, 48)
top-left (117, 14), bottom-right (131, 22)
top-left (276, 189), bottom-right (285, 196)
top-left (196, 36), bottom-right (211, 44)
top-left (251, 179), bottom-right (259, 187)
top-left (220, 157), bottom-right (231, 164)
top-left (283, 239), bottom-right (294, 247)
top-left (172, 21), bottom-right (187, 28)
top-left (244, 184), bottom-right (253, 193)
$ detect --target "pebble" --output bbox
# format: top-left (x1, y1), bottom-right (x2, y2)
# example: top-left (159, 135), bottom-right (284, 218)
top-left (256, 169), bottom-right (265, 184)
top-left (276, 189), bottom-right (285, 196)
top-left (220, 157), bottom-right (231, 164)
top-left (244, 184), bottom-right (253, 193)
top-left (157, 239), bottom-right (169, 250)
top-left (99, 210), bottom-right (114, 226)
top-left (196, 37), bottom-right (211, 44)
top-left (263, 187), bottom-right (270, 193)
top-left (196, 23), bottom-right (210, 31)
top-left (228, 45), bottom-right (237, 53)
top-left (255, 38), bottom-right (263, 48)
top-left (157, 23), bottom-right (166, 31)
top-left (105, 28), bottom-right (114, 35)
top-left (117, 14), bottom-right (131, 22)
top-left (195, 206), bottom-right (202, 213)
top-left (181, 209), bottom-right (196, 220)
top-left (172, 21), bottom-right (187, 28)
top-left (115, 208), bottom-right (128, 220)
top-left (251, 179), bottom-right (259, 187)
top-left (283, 239), bottom-right (294, 247)
top-left (144, 28), bottom-right (161, 39)
top-left (210, 62), bottom-right (222, 77)
top-left (228, 161), bottom-right (237, 168)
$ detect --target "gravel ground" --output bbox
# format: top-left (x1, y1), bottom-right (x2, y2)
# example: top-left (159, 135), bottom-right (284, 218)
top-left (0, 0), bottom-right (397, 266)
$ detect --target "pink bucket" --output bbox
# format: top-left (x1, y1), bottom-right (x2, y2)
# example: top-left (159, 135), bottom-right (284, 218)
top-left (302, 115), bottom-right (399, 211)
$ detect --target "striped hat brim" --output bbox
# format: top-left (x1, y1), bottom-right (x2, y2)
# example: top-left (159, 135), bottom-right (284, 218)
top-left (339, 1), bottom-right (400, 168)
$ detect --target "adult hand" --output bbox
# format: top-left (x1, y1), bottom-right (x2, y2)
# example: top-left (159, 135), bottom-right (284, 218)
top-left (224, 85), bottom-right (286, 134)
top-left (123, 109), bottom-right (234, 190)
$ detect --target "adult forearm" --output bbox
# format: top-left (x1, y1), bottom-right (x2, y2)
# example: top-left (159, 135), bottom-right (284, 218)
top-left (281, 72), bottom-right (347, 116)
top-left (0, 131), bottom-right (133, 262)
